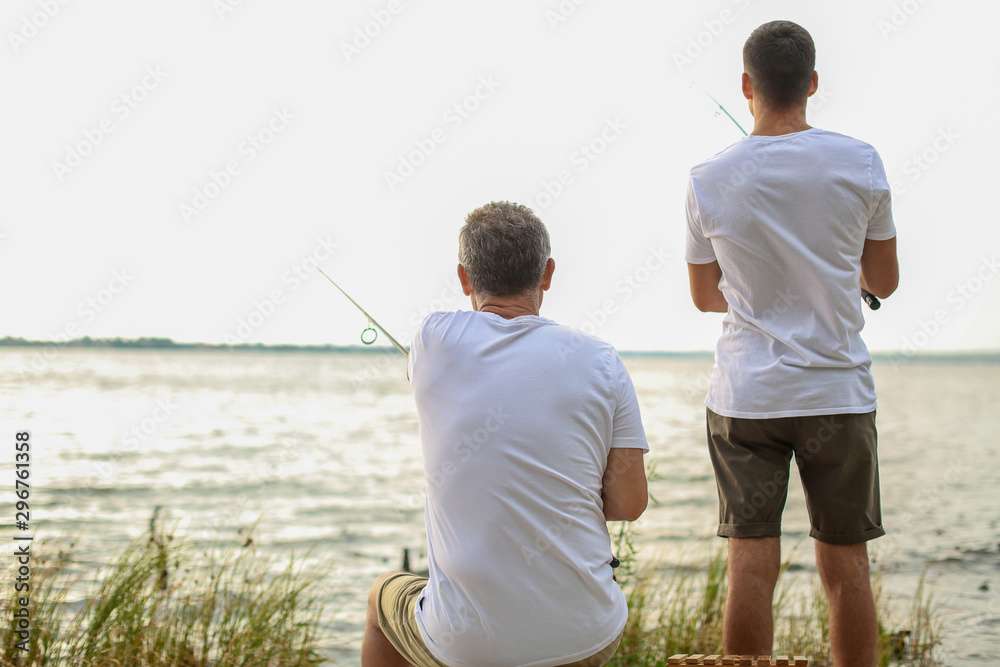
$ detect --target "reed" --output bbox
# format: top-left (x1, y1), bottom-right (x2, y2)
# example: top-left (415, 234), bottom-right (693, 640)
top-left (607, 539), bottom-right (944, 667)
top-left (0, 513), bottom-right (944, 666)
top-left (0, 522), bottom-right (328, 666)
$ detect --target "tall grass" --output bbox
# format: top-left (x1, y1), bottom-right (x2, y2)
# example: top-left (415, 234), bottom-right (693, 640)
top-left (0, 522), bottom-right (329, 666)
top-left (1, 511), bottom-right (944, 666)
top-left (607, 539), bottom-right (944, 667)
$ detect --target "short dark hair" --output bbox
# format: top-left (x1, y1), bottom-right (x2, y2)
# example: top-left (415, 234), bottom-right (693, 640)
top-left (743, 20), bottom-right (816, 111)
top-left (459, 201), bottom-right (551, 298)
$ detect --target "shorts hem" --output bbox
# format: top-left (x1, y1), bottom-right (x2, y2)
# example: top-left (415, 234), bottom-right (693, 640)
top-left (810, 525), bottom-right (886, 545)
top-left (717, 523), bottom-right (781, 539)
top-left (375, 572), bottom-right (448, 667)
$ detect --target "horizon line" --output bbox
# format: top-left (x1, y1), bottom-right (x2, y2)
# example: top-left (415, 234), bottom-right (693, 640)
top-left (1, 336), bottom-right (998, 360)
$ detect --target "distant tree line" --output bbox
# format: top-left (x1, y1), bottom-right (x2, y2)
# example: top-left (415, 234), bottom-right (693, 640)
top-left (0, 336), bottom-right (385, 353)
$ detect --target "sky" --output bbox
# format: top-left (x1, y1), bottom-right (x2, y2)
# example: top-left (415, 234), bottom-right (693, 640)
top-left (2, 0), bottom-right (998, 353)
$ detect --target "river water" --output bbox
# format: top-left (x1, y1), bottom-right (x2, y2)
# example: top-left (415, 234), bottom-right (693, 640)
top-left (1, 347), bottom-right (997, 664)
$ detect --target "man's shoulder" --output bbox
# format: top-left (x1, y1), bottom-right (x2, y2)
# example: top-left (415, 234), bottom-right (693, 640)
top-left (414, 309), bottom-right (561, 344)
top-left (417, 309), bottom-right (458, 329)
top-left (416, 310), bottom-right (620, 358)
top-left (547, 323), bottom-right (621, 359)
top-left (689, 139), bottom-right (748, 176)
top-left (689, 128), bottom-right (881, 178)
top-left (806, 127), bottom-right (880, 154)
top-left (416, 309), bottom-right (494, 332)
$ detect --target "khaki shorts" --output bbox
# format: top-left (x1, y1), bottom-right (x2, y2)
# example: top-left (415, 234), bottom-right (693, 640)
top-left (374, 572), bottom-right (624, 667)
top-left (706, 408), bottom-right (885, 545)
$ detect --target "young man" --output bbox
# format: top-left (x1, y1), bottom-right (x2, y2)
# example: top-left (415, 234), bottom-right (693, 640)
top-left (363, 201), bottom-right (649, 667)
top-left (685, 21), bottom-right (899, 665)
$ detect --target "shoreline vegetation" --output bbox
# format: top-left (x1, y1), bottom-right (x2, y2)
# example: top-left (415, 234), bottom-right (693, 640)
top-left (608, 525), bottom-right (943, 667)
top-left (2, 520), bottom-right (943, 666)
top-left (2, 523), bottom-right (329, 666)
top-left (1, 336), bottom-right (998, 362)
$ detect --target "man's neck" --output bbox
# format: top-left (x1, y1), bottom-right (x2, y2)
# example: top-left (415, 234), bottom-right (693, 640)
top-left (474, 293), bottom-right (541, 319)
top-left (750, 105), bottom-right (811, 136)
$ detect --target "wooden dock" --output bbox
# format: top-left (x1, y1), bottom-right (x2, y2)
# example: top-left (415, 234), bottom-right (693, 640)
top-left (667, 656), bottom-right (808, 666)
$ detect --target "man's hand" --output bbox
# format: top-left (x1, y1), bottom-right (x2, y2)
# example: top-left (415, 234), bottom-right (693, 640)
top-left (601, 448), bottom-right (648, 522)
top-left (687, 261), bottom-right (728, 313)
top-left (860, 237), bottom-right (898, 299)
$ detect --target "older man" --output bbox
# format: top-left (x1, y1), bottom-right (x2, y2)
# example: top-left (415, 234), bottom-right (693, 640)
top-left (362, 201), bottom-right (649, 667)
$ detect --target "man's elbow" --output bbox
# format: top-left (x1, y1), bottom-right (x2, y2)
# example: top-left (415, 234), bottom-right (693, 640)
top-left (868, 274), bottom-right (899, 299)
top-left (605, 494), bottom-right (648, 522)
top-left (692, 298), bottom-right (718, 313)
top-left (621, 495), bottom-right (648, 522)
top-left (691, 294), bottom-right (727, 313)
top-left (691, 294), bottom-right (713, 312)
top-left (866, 272), bottom-right (899, 299)
top-left (869, 284), bottom-right (897, 300)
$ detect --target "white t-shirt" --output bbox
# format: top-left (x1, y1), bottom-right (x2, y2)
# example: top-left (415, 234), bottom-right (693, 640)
top-left (685, 127), bottom-right (896, 418)
top-left (408, 310), bottom-right (647, 667)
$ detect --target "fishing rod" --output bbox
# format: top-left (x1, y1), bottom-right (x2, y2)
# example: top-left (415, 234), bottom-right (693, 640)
top-left (703, 89), bottom-right (749, 137)
top-left (316, 267), bottom-right (409, 356)
top-left (700, 87), bottom-right (881, 311)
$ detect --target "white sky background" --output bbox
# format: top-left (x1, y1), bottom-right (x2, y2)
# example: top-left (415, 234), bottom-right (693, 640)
top-left (2, 0), bottom-right (998, 352)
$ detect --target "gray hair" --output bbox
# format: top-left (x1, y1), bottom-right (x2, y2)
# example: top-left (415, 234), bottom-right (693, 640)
top-left (459, 201), bottom-right (551, 298)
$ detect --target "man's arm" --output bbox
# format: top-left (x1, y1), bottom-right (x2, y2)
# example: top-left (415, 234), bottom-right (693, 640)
top-left (860, 237), bottom-right (899, 299)
top-left (687, 261), bottom-right (728, 313)
top-left (601, 448), bottom-right (647, 522)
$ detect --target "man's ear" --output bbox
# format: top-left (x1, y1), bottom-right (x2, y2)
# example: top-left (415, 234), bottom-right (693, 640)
top-left (742, 73), bottom-right (756, 118)
top-left (540, 258), bottom-right (555, 291)
top-left (807, 70), bottom-right (819, 97)
top-left (458, 264), bottom-right (473, 296)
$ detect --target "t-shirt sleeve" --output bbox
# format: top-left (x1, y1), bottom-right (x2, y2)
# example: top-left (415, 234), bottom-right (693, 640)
top-left (866, 150), bottom-right (896, 241)
top-left (407, 313), bottom-right (433, 383)
top-left (610, 353), bottom-right (648, 451)
top-left (685, 176), bottom-right (717, 264)
top-left (407, 338), bottom-right (416, 383)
